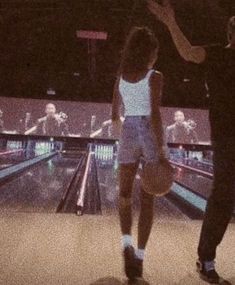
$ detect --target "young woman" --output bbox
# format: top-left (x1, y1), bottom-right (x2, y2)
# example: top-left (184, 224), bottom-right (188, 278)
top-left (112, 27), bottom-right (166, 280)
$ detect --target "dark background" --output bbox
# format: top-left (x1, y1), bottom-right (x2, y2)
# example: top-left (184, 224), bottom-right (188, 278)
top-left (0, 0), bottom-right (234, 107)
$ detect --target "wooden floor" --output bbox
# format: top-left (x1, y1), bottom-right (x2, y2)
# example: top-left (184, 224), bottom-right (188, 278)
top-left (0, 212), bottom-right (234, 285)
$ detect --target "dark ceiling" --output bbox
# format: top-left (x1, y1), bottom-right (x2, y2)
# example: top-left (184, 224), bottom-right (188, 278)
top-left (0, 0), bottom-right (234, 107)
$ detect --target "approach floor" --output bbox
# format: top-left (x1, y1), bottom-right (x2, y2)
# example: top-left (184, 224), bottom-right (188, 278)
top-left (0, 212), bottom-right (234, 285)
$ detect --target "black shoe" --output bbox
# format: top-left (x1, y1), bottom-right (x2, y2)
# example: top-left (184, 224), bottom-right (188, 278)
top-left (134, 258), bottom-right (143, 278)
top-left (123, 246), bottom-right (136, 280)
top-left (196, 260), bottom-right (220, 284)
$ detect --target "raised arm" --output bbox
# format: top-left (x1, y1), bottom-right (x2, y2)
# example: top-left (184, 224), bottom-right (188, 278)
top-left (147, 0), bottom-right (206, 64)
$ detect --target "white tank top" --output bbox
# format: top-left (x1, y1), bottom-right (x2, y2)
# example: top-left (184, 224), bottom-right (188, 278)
top-left (119, 69), bottom-right (154, 117)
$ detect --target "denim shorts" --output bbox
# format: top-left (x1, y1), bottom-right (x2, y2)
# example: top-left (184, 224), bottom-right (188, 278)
top-left (118, 116), bottom-right (159, 165)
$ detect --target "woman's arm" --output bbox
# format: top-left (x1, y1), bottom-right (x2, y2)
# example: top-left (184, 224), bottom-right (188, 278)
top-left (111, 77), bottom-right (123, 138)
top-left (112, 77), bottom-right (121, 121)
top-left (167, 19), bottom-right (206, 63)
top-left (150, 71), bottom-right (165, 151)
top-left (147, 0), bottom-right (206, 64)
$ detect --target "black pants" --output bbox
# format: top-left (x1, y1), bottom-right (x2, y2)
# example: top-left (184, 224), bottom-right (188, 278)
top-left (198, 139), bottom-right (235, 261)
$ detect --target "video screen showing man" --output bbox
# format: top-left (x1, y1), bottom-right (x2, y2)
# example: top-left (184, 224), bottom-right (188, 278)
top-left (166, 110), bottom-right (198, 144)
top-left (25, 103), bottom-right (69, 137)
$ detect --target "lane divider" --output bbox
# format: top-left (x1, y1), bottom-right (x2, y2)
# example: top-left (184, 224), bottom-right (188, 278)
top-left (171, 182), bottom-right (207, 212)
top-left (76, 149), bottom-right (93, 215)
top-left (0, 152), bottom-right (57, 182)
top-left (170, 160), bottom-right (213, 179)
top-left (56, 154), bottom-right (86, 213)
top-left (0, 149), bottom-right (24, 156)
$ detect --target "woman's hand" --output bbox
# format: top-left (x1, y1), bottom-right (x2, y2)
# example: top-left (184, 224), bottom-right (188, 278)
top-left (147, 0), bottom-right (175, 26)
top-left (111, 117), bottom-right (124, 138)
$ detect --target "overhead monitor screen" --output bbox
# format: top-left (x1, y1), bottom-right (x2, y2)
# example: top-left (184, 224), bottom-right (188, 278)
top-left (0, 97), bottom-right (211, 145)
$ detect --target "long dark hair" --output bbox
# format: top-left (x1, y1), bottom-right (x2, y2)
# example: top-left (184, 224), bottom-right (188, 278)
top-left (119, 26), bottom-right (159, 76)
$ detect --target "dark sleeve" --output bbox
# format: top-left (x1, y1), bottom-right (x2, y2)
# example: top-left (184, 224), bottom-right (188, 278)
top-left (61, 122), bottom-right (69, 136)
top-left (202, 45), bottom-right (224, 71)
top-left (35, 119), bottom-right (43, 134)
top-left (191, 130), bottom-right (199, 143)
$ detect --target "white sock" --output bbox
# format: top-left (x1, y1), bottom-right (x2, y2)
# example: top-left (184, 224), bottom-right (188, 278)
top-left (204, 261), bottom-right (215, 272)
top-left (135, 249), bottom-right (145, 260)
top-left (122, 235), bottom-right (132, 249)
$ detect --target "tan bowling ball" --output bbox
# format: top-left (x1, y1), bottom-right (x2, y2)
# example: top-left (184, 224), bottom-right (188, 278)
top-left (141, 158), bottom-right (174, 196)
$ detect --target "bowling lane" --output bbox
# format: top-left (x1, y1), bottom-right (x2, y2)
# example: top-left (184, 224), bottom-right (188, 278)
top-left (173, 165), bottom-right (212, 199)
top-left (0, 153), bottom-right (83, 213)
top-left (95, 156), bottom-right (189, 220)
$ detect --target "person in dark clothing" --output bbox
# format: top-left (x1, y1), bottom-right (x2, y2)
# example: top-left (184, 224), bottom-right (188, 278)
top-left (148, 1), bottom-right (235, 283)
top-left (166, 110), bottom-right (198, 144)
top-left (31, 103), bottom-right (69, 137)
top-left (0, 109), bottom-right (4, 133)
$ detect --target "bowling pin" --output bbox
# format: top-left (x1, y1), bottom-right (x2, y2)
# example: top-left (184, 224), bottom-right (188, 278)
top-left (95, 145), bottom-right (98, 159)
top-left (109, 146), bottom-right (111, 159)
top-left (104, 145), bottom-right (107, 161)
top-left (100, 145), bottom-right (103, 160)
top-left (104, 145), bottom-right (106, 161)
top-left (101, 145), bottom-right (103, 160)
top-left (99, 145), bottom-right (101, 160)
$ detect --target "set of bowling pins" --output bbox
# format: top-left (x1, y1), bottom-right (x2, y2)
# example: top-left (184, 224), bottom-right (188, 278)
top-left (7, 141), bottom-right (23, 150)
top-left (188, 151), bottom-right (203, 161)
top-left (94, 144), bottom-right (114, 162)
top-left (35, 142), bottom-right (53, 154)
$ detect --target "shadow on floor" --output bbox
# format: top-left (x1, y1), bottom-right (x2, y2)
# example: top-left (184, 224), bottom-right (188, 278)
top-left (225, 277), bottom-right (235, 285)
top-left (175, 273), bottom-right (234, 285)
top-left (89, 277), bottom-right (151, 285)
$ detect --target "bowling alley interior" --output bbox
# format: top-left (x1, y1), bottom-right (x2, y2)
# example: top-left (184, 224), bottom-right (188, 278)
top-left (0, 1), bottom-right (235, 285)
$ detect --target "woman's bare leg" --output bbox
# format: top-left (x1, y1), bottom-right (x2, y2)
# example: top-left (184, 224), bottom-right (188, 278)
top-left (119, 162), bottom-right (139, 235)
top-left (138, 188), bottom-right (154, 249)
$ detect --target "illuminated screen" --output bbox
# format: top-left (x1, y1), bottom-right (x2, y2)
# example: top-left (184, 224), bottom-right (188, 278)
top-left (0, 97), bottom-right (211, 145)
